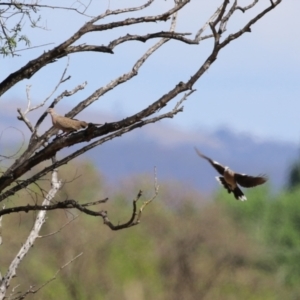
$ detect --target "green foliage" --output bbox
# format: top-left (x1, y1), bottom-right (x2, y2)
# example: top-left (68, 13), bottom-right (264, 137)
top-left (0, 20), bottom-right (31, 57)
top-left (216, 185), bottom-right (300, 289)
top-left (0, 3), bottom-right (42, 56)
top-left (287, 159), bottom-right (300, 190)
top-left (3, 161), bottom-right (300, 299)
top-left (215, 184), bottom-right (269, 228)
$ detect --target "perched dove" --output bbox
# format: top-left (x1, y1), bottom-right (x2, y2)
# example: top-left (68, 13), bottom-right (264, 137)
top-left (47, 108), bottom-right (88, 134)
top-left (194, 148), bottom-right (267, 201)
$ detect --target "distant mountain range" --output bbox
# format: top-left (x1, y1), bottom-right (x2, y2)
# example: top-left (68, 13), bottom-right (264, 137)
top-left (87, 124), bottom-right (299, 194)
top-left (0, 109), bottom-right (299, 194)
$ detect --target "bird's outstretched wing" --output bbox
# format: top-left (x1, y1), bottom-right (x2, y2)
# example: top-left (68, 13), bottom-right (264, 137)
top-left (234, 173), bottom-right (268, 188)
top-left (194, 147), bottom-right (225, 176)
top-left (216, 177), bottom-right (232, 193)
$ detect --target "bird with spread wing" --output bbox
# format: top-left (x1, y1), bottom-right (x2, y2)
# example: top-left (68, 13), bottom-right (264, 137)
top-left (194, 148), bottom-right (268, 201)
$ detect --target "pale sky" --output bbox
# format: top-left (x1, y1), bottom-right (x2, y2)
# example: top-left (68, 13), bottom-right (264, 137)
top-left (1, 0), bottom-right (300, 143)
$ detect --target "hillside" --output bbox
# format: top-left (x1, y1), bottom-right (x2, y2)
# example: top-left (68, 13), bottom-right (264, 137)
top-left (0, 111), bottom-right (298, 194)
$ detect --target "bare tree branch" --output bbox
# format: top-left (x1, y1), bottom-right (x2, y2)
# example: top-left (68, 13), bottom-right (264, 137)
top-left (37, 214), bottom-right (79, 238)
top-left (135, 167), bottom-right (159, 224)
top-left (0, 1), bottom-right (285, 298)
top-left (219, 0), bottom-right (238, 34)
top-left (14, 43), bottom-right (55, 53)
top-left (102, 168), bottom-right (159, 230)
top-left (62, 31), bottom-right (197, 57)
top-left (220, 0), bottom-right (282, 48)
top-left (0, 1), bottom-right (93, 16)
top-left (0, 87), bottom-right (192, 201)
top-left (12, 252), bottom-right (83, 300)
top-left (0, 205), bottom-right (3, 246)
top-left (16, 57), bottom-right (71, 135)
top-left (0, 127), bottom-right (25, 160)
top-left (0, 9), bottom-right (181, 192)
top-left (195, 3), bottom-right (223, 42)
top-left (0, 198), bottom-right (108, 217)
top-left (32, 81), bottom-right (87, 140)
top-left (236, 0), bottom-right (259, 13)
top-left (0, 0), bottom-right (189, 96)
top-left (93, 0), bottom-right (155, 21)
top-left (0, 189), bottom-right (156, 231)
top-left (0, 163), bottom-right (61, 299)
top-left (0, 2), bottom-right (282, 201)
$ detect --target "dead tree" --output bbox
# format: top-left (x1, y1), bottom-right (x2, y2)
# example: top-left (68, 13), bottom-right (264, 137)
top-left (0, 0), bottom-right (282, 299)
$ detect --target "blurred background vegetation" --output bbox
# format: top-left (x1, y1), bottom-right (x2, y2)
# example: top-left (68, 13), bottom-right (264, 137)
top-left (2, 159), bottom-right (300, 300)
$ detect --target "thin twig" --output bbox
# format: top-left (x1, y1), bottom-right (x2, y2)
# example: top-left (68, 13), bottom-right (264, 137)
top-left (0, 164), bottom-right (62, 296)
top-left (135, 167), bottom-right (159, 223)
top-left (14, 43), bottom-right (55, 53)
top-left (0, 89), bottom-right (195, 201)
top-left (0, 205), bottom-right (4, 246)
top-left (38, 215), bottom-right (79, 238)
top-left (29, 56), bottom-right (71, 113)
top-left (0, 127), bottom-right (25, 159)
top-left (14, 252), bottom-right (83, 300)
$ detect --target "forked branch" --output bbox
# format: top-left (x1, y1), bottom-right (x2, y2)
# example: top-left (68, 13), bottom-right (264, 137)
top-left (0, 167), bottom-right (159, 231)
top-left (11, 252), bottom-right (83, 300)
top-left (0, 0), bottom-right (190, 96)
top-left (0, 163), bottom-right (61, 299)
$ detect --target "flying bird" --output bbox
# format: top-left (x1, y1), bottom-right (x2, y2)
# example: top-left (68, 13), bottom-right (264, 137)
top-left (194, 148), bottom-right (267, 201)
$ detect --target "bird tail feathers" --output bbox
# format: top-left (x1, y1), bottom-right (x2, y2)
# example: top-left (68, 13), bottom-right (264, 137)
top-left (216, 177), bottom-right (247, 201)
top-left (233, 187), bottom-right (247, 201)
